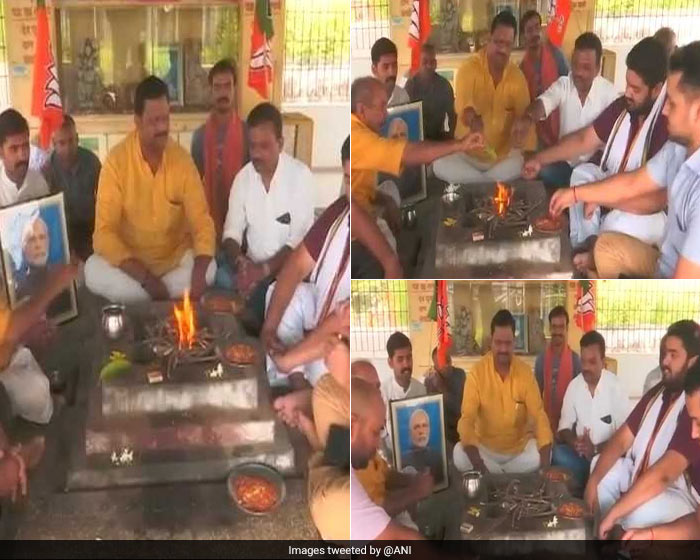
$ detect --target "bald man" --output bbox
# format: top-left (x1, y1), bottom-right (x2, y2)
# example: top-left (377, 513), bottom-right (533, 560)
top-left (351, 378), bottom-right (423, 540)
top-left (352, 359), bottom-right (381, 389)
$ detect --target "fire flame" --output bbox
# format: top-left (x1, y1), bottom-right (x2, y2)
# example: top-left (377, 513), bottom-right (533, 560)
top-left (173, 290), bottom-right (196, 349)
top-left (494, 182), bottom-right (513, 218)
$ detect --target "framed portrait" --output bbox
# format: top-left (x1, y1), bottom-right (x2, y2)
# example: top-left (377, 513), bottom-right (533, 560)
top-left (389, 393), bottom-right (448, 492)
top-left (379, 101), bottom-right (427, 207)
top-left (0, 193), bottom-right (78, 324)
top-left (513, 313), bottom-right (529, 353)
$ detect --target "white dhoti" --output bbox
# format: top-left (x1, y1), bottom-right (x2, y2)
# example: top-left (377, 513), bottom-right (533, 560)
top-left (433, 150), bottom-right (524, 185)
top-left (376, 180), bottom-right (400, 251)
top-left (569, 163), bottom-right (667, 248)
top-left (265, 282), bottom-right (326, 388)
top-left (594, 456), bottom-right (697, 528)
top-left (452, 439), bottom-right (540, 474)
top-left (85, 250), bottom-right (217, 304)
top-left (0, 347), bottom-right (52, 425)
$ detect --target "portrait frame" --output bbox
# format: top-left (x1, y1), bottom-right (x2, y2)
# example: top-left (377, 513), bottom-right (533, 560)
top-left (380, 101), bottom-right (427, 207)
top-left (389, 393), bottom-right (448, 492)
top-left (513, 313), bottom-right (529, 354)
top-left (0, 193), bottom-right (78, 325)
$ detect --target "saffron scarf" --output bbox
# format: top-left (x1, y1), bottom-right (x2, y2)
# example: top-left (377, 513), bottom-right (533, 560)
top-left (203, 113), bottom-right (245, 238)
top-left (543, 343), bottom-right (573, 431)
top-left (521, 42), bottom-right (561, 147)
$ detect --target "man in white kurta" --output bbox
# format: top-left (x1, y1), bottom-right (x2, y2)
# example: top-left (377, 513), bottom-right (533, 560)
top-left (584, 320), bottom-right (700, 529)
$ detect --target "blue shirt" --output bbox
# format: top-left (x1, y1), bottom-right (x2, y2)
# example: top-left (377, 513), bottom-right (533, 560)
top-left (645, 141), bottom-right (700, 277)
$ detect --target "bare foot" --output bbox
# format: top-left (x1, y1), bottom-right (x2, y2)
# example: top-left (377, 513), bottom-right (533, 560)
top-left (273, 388), bottom-right (313, 429)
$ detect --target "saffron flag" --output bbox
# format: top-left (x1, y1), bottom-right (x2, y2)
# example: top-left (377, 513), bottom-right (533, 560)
top-left (31, 0), bottom-right (63, 150)
top-left (248, 0), bottom-right (274, 99)
top-left (436, 280), bottom-right (452, 370)
top-left (574, 280), bottom-right (596, 332)
top-left (408, 0), bottom-right (431, 74)
top-left (547, 0), bottom-right (572, 47)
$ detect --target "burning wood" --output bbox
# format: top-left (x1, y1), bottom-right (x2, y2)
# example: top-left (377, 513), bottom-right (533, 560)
top-left (493, 182), bottom-right (513, 217)
top-left (173, 290), bottom-right (196, 350)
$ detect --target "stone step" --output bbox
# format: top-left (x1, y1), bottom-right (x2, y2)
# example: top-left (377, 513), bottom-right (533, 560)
top-left (66, 423), bottom-right (297, 491)
top-left (85, 408), bottom-right (278, 457)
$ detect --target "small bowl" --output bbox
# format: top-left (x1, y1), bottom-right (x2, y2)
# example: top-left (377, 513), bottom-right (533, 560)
top-left (462, 470), bottom-right (483, 499)
top-left (216, 342), bottom-right (257, 368)
top-left (227, 463), bottom-right (286, 516)
top-left (102, 304), bottom-right (126, 340)
top-left (403, 207), bottom-right (417, 230)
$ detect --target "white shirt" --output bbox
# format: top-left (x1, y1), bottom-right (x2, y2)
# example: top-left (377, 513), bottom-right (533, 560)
top-left (558, 369), bottom-right (630, 446)
top-left (222, 152), bottom-right (314, 263)
top-left (388, 84), bottom-right (410, 107)
top-left (538, 74), bottom-right (619, 164)
top-left (0, 164), bottom-right (50, 207)
top-left (351, 468), bottom-right (390, 540)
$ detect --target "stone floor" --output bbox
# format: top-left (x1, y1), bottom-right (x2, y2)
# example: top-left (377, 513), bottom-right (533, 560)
top-left (0, 286), bottom-right (318, 540)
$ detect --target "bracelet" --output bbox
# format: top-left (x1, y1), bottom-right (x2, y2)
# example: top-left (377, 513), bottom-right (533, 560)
top-left (573, 186), bottom-right (578, 203)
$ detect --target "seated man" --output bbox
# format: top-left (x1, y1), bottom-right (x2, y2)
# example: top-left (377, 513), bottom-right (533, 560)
top-left (0, 109), bottom-right (50, 208)
top-left (619, 362), bottom-right (700, 540)
top-left (554, 330), bottom-right (630, 490)
top-left (454, 310), bottom-right (552, 474)
top-left (433, 11), bottom-right (535, 185)
top-left (353, 360), bottom-right (432, 532)
top-left (371, 38), bottom-right (410, 108)
top-left (0, 264), bottom-right (77, 449)
top-left (86, 76), bottom-right (216, 303)
top-left (380, 332), bottom-right (426, 459)
top-left (584, 321), bottom-right (699, 527)
top-left (42, 115), bottom-right (101, 261)
top-left (351, 76), bottom-right (483, 262)
top-left (351, 378), bottom-right (423, 540)
top-left (221, 102), bottom-right (314, 315)
top-left (519, 9), bottom-right (569, 150)
top-left (526, 38), bottom-right (668, 274)
top-left (516, 32), bottom-right (618, 192)
top-left (534, 306), bottom-right (582, 431)
top-left (405, 43), bottom-right (456, 141)
top-left (190, 59), bottom-right (248, 249)
top-left (261, 138), bottom-right (349, 412)
top-left (424, 347), bottom-right (466, 448)
top-left (549, 41), bottom-right (700, 279)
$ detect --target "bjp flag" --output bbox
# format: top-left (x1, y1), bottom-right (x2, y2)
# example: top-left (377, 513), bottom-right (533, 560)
top-left (547, 0), bottom-right (572, 47)
top-left (248, 0), bottom-right (274, 99)
top-left (31, 0), bottom-right (63, 150)
top-left (408, 0), bottom-right (431, 74)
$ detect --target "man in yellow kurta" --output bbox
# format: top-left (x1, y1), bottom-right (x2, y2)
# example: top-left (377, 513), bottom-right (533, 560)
top-left (351, 76), bottom-right (484, 270)
top-left (85, 77), bottom-right (216, 304)
top-left (454, 309), bottom-right (553, 474)
top-left (434, 11), bottom-right (536, 185)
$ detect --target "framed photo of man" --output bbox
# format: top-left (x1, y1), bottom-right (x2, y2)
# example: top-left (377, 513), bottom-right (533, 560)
top-left (0, 193), bottom-right (78, 324)
top-left (379, 101), bottom-right (427, 207)
top-left (390, 393), bottom-right (448, 492)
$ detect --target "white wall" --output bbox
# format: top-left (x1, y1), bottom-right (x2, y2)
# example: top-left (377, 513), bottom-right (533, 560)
top-left (282, 103), bottom-right (349, 209)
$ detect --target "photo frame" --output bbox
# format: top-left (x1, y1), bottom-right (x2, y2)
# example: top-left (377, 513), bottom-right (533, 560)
top-left (389, 393), bottom-right (448, 492)
top-left (0, 193), bottom-right (78, 324)
top-left (379, 101), bottom-right (427, 207)
top-left (513, 313), bottom-right (529, 353)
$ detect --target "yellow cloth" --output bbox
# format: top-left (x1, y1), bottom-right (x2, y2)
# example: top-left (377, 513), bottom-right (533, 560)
top-left (312, 373), bottom-right (349, 448)
top-left (457, 352), bottom-right (552, 455)
top-left (354, 453), bottom-right (390, 506)
top-left (0, 306), bottom-right (12, 370)
top-left (308, 453), bottom-right (350, 540)
top-left (454, 50), bottom-right (535, 158)
top-left (93, 131), bottom-right (215, 276)
top-left (350, 113), bottom-right (407, 211)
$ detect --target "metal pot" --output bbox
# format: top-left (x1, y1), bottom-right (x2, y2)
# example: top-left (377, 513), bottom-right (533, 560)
top-left (462, 470), bottom-right (483, 499)
top-left (102, 304), bottom-right (126, 340)
top-left (403, 207), bottom-right (417, 230)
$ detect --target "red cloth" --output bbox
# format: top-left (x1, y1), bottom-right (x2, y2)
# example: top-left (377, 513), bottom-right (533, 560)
top-left (436, 280), bottom-right (452, 369)
top-left (248, 0), bottom-right (274, 99)
top-left (547, 0), bottom-right (572, 47)
top-left (543, 344), bottom-right (573, 431)
top-left (203, 113), bottom-right (245, 239)
top-left (408, 0), bottom-right (431, 74)
top-left (521, 43), bottom-right (561, 147)
top-left (31, 0), bottom-right (63, 150)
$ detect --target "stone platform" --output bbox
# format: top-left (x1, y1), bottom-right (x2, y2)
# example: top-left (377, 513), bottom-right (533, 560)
top-left (64, 300), bottom-right (296, 490)
top-left (435, 180), bottom-right (573, 278)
